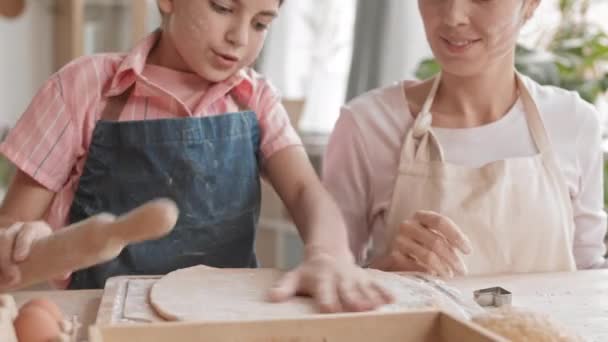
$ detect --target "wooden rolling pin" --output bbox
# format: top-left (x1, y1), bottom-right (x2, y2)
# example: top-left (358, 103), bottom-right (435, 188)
top-left (1, 198), bottom-right (179, 292)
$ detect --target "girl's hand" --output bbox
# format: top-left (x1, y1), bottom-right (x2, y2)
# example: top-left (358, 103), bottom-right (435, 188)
top-left (267, 248), bottom-right (394, 313)
top-left (0, 221), bottom-right (55, 287)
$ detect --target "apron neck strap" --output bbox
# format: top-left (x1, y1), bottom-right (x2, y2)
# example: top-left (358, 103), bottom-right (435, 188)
top-left (99, 85), bottom-right (136, 121)
top-left (421, 73), bottom-right (441, 116)
top-left (516, 73), bottom-right (552, 154)
top-left (407, 71), bottom-right (552, 157)
top-left (404, 74), bottom-right (444, 162)
top-left (412, 73), bottom-right (441, 139)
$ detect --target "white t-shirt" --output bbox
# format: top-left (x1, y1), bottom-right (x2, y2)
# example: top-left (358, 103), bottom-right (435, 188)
top-left (323, 75), bottom-right (607, 269)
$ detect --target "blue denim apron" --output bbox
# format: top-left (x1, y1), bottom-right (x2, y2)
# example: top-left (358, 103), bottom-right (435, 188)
top-left (67, 88), bottom-right (261, 289)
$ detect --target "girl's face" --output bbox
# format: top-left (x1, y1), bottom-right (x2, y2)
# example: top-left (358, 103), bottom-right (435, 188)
top-left (418, 0), bottom-right (540, 77)
top-left (157, 0), bottom-right (280, 81)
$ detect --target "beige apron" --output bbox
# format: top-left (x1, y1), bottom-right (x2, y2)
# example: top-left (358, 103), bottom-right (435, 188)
top-left (380, 73), bottom-right (577, 275)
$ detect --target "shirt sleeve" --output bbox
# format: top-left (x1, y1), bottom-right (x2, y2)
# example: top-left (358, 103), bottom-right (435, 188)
top-left (252, 79), bottom-right (302, 161)
top-left (571, 99), bottom-right (608, 269)
top-left (322, 108), bottom-right (373, 264)
top-left (0, 75), bottom-right (77, 192)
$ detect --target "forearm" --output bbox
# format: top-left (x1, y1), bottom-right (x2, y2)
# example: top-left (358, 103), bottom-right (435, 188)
top-left (265, 146), bottom-right (354, 261)
top-left (285, 181), bottom-right (353, 261)
top-left (571, 193), bottom-right (607, 270)
top-left (0, 170), bottom-right (55, 226)
top-left (573, 240), bottom-right (608, 270)
top-left (0, 214), bottom-right (18, 228)
top-left (0, 201), bottom-right (46, 228)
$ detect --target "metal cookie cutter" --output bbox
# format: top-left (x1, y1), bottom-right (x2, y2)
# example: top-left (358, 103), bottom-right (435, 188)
top-left (473, 287), bottom-right (512, 307)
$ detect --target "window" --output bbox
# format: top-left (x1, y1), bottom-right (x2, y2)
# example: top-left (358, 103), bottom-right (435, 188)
top-left (257, 0), bottom-right (357, 134)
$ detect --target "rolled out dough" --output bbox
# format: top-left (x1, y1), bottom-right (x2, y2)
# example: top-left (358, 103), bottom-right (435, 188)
top-left (149, 266), bottom-right (465, 322)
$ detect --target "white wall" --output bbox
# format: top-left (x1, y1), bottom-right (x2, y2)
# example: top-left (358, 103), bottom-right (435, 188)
top-left (380, 1), bottom-right (430, 84)
top-left (0, 1), bottom-right (54, 128)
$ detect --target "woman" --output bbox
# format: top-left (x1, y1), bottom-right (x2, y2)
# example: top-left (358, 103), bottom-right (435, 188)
top-left (324, 0), bottom-right (608, 277)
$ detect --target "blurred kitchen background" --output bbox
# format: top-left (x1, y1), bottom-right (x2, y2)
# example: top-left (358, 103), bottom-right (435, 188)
top-left (0, 0), bottom-right (607, 269)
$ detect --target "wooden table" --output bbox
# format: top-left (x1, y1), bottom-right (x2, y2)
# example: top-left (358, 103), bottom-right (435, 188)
top-left (448, 270), bottom-right (608, 342)
top-left (10, 270), bottom-right (608, 342)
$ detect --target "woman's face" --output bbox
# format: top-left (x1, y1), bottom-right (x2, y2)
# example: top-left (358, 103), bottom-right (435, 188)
top-left (418, 0), bottom-right (539, 77)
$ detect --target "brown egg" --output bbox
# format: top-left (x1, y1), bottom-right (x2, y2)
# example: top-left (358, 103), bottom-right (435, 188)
top-left (21, 298), bottom-right (64, 323)
top-left (13, 306), bottom-right (62, 342)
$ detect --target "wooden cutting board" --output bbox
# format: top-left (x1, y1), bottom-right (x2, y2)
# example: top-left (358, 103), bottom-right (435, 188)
top-left (94, 271), bottom-right (504, 342)
top-left (95, 271), bottom-right (479, 325)
top-left (96, 269), bottom-right (608, 341)
top-left (97, 276), bottom-right (163, 325)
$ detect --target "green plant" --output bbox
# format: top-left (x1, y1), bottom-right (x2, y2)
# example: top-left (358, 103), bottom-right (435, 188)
top-left (415, 0), bottom-right (608, 104)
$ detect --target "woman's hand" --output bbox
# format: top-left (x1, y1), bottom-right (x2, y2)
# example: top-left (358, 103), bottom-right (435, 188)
top-left (371, 211), bottom-right (472, 278)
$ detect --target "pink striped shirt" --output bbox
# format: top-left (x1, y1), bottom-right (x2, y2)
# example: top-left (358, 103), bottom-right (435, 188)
top-left (0, 31), bottom-right (302, 229)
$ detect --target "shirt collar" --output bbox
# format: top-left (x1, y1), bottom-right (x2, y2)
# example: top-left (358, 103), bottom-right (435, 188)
top-left (104, 30), bottom-right (255, 100)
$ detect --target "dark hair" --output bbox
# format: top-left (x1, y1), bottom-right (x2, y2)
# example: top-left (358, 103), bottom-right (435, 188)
top-left (159, 1), bottom-right (284, 17)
